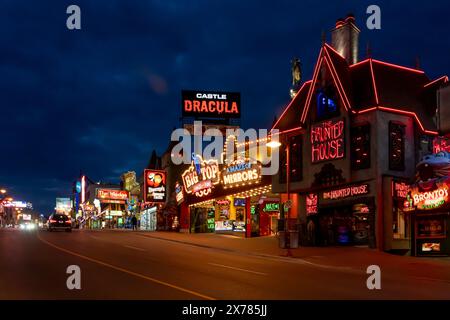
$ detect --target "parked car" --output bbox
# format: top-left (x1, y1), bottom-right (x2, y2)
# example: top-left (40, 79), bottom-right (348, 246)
top-left (48, 214), bottom-right (72, 232)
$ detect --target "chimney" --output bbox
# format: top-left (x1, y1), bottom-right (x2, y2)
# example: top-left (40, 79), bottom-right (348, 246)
top-left (331, 14), bottom-right (360, 65)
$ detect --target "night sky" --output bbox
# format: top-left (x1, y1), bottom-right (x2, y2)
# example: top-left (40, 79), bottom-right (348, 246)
top-left (1, 0), bottom-right (449, 214)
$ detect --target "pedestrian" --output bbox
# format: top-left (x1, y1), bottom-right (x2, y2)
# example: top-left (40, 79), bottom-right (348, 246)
top-left (131, 215), bottom-right (137, 231)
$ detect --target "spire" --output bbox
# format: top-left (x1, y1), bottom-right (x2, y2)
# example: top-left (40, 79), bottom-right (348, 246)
top-left (272, 115), bottom-right (278, 128)
top-left (415, 56), bottom-right (421, 69)
top-left (147, 150), bottom-right (159, 169)
top-left (366, 41), bottom-right (372, 58)
top-left (321, 30), bottom-right (326, 45)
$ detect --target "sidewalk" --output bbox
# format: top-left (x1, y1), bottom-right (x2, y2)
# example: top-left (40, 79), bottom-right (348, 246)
top-left (135, 231), bottom-right (450, 281)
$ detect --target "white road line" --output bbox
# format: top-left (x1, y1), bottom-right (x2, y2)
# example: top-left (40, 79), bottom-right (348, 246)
top-left (208, 263), bottom-right (268, 276)
top-left (123, 245), bottom-right (146, 252)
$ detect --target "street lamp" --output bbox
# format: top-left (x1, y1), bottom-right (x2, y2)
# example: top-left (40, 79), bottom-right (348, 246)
top-left (0, 189), bottom-right (6, 194)
top-left (267, 137), bottom-right (293, 257)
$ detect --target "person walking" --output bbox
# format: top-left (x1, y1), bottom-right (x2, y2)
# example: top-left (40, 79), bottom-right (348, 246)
top-left (131, 215), bottom-right (138, 231)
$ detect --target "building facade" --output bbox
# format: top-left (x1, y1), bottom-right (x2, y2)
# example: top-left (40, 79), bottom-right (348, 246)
top-left (271, 15), bottom-right (448, 253)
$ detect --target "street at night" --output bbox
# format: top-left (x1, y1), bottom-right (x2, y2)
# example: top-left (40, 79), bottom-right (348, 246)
top-left (1, 228), bottom-right (450, 300)
top-left (2, 0), bottom-right (450, 316)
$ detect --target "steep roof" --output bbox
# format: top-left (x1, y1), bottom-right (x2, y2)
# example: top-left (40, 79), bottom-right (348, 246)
top-left (272, 43), bottom-right (448, 134)
top-left (271, 81), bottom-right (311, 132)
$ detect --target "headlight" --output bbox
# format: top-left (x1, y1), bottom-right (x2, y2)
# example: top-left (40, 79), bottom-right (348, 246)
top-left (26, 224), bottom-right (36, 230)
top-left (19, 224), bottom-right (25, 230)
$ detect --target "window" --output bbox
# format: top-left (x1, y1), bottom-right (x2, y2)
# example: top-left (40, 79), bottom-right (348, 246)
top-left (389, 122), bottom-right (405, 171)
top-left (279, 135), bottom-right (302, 184)
top-left (316, 89), bottom-right (339, 121)
top-left (351, 125), bottom-right (371, 170)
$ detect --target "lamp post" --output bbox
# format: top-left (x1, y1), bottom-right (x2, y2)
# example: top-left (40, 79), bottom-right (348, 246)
top-left (267, 138), bottom-right (293, 257)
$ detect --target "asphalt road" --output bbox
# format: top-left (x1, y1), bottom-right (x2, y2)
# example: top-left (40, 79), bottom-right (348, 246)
top-left (1, 229), bottom-right (450, 300)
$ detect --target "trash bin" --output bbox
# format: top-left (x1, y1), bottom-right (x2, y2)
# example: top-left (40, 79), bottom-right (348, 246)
top-left (289, 231), bottom-right (299, 248)
top-left (278, 231), bottom-right (287, 248)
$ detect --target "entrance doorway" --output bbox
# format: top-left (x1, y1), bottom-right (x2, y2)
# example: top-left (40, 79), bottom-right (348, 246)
top-left (312, 204), bottom-right (370, 246)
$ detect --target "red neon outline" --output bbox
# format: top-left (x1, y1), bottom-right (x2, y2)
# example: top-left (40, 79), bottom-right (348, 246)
top-left (424, 76), bottom-right (449, 88)
top-left (349, 59), bottom-right (370, 68)
top-left (369, 59), bottom-right (380, 105)
top-left (372, 59), bottom-right (424, 74)
top-left (323, 57), bottom-right (350, 111)
top-left (271, 80), bottom-right (312, 130)
top-left (270, 126), bottom-right (302, 136)
top-left (357, 107), bottom-right (377, 114)
top-left (356, 106), bottom-right (438, 135)
top-left (301, 46), bottom-right (353, 124)
top-left (323, 47), bottom-right (351, 109)
top-left (301, 48), bottom-right (323, 123)
top-left (324, 43), bottom-right (345, 60)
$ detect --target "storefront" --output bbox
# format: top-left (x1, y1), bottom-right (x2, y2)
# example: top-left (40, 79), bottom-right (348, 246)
top-left (180, 154), bottom-right (276, 237)
top-left (188, 186), bottom-right (275, 236)
top-left (96, 188), bottom-right (129, 228)
top-left (302, 183), bottom-right (375, 246)
top-left (140, 205), bottom-right (157, 231)
top-left (409, 176), bottom-right (450, 256)
top-left (269, 16), bottom-right (446, 251)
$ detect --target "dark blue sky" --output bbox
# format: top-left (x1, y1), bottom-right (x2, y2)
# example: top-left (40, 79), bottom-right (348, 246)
top-left (1, 0), bottom-right (449, 214)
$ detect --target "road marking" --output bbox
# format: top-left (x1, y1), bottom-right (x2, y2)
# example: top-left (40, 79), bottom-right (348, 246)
top-left (123, 245), bottom-right (146, 252)
top-left (37, 233), bottom-right (215, 300)
top-left (208, 263), bottom-right (268, 276)
top-left (217, 234), bottom-right (242, 239)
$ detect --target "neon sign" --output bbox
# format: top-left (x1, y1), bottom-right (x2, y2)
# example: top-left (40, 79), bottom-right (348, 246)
top-left (393, 182), bottom-right (410, 199)
top-left (323, 184), bottom-right (369, 200)
top-left (306, 193), bottom-right (318, 216)
top-left (433, 136), bottom-right (450, 154)
top-left (311, 119), bottom-right (345, 163)
top-left (175, 182), bottom-right (184, 204)
top-left (97, 189), bottom-right (128, 201)
top-left (409, 182), bottom-right (449, 210)
top-left (144, 170), bottom-right (166, 203)
top-left (182, 155), bottom-right (220, 197)
top-left (182, 90), bottom-right (241, 119)
top-left (222, 159), bottom-right (261, 188)
top-left (263, 202), bottom-right (280, 212)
